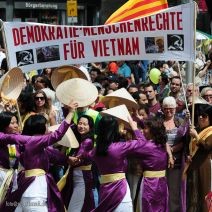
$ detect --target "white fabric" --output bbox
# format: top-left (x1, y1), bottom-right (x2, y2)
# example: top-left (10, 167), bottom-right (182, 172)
top-left (68, 169), bottom-right (85, 212)
top-left (12, 169), bottom-right (18, 192)
top-left (79, 65), bottom-right (91, 81)
top-left (42, 88), bottom-right (56, 102)
top-left (139, 178), bottom-right (144, 212)
top-left (127, 173), bottom-right (141, 212)
top-left (0, 51), bottom-right (6, 67)
top-left (22, 175), bottom-right (47, 198)
top-left (14, 197), bottom-right (47, 212)
top-left (114, 183), bottom-right (133, 212)
top-left (0, 169), bottom-right (7, 187)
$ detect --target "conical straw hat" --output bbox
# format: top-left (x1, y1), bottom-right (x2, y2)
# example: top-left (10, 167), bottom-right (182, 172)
top-left (193, 96), bottom-right (209, 105)
top-left (101, 88), bottom-right (138, 110)
top-left (101, 104), bottom-right (131, 128)
top-left (51, 65), bottom-right (89, 90)
top-left (48, 125), bottom-right (79, 148)
top-left (56, 78), bottom-right (98, 107)
top-left (0, 67), bottom-right (24, 101)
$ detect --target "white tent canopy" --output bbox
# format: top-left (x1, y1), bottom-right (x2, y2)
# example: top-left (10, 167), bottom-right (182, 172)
top-left (196, 31), bottom-right (212, 40)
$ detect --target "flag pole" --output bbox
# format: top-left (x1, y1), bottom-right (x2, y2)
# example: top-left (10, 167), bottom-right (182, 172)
top-left (182, 1), bottom-right (197, 180)
top-left (189, 1), bottom-right (197, 156)
top-left (16, 101), bottom-right (23, 131)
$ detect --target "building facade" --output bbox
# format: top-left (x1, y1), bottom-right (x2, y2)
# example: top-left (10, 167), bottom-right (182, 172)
top-left (0, 0), bottom-right (101, 25)
top-left (0, 0), bottom-right (210, 40)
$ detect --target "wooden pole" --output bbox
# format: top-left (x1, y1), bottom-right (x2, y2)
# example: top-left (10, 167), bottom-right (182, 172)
top-left (177, 63), bottom-right (191, 125)
top-left (16, 101), bottom-right (23, 131)
top-left (182, 2), bottom-right (197, 180)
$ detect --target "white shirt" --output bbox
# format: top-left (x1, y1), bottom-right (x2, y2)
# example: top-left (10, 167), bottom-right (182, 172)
top-left (0, 51), bottom-right (6, 67)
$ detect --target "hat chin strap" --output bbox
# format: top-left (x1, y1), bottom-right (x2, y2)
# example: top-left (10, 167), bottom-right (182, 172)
top-left (2, 75), bottom-right (10, 89)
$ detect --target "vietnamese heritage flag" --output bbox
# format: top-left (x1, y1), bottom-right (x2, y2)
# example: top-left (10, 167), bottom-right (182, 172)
top-left (105, 0), bottom-right (168, 24)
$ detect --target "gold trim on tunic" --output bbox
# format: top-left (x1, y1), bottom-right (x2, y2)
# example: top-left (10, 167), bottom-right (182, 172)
top-left (25, 169), bottom-right (46, 177)
top-left (100, 173), bottom-right (125, 184)
top-left (143, 170), bottom-right (166, 178)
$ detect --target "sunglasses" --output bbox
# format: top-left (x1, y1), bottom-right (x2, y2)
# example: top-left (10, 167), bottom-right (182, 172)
top-left (163, 107), bottom-right (175, 110)
top-left (203, 95), bottom-right (212, 98)
top-left (171, 83), bottom-right (180, 86)
top-left (199, 113), bottom-right (208, 118)
top-left (35, 96), bottom-right (45, 101)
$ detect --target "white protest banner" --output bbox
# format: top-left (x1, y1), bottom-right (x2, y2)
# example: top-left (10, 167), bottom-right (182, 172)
top-left (2, 2), bottom-right (195, 73)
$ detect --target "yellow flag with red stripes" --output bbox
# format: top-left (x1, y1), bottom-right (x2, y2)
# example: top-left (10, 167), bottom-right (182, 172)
top-left (105, 0), bottom-right (168, 24)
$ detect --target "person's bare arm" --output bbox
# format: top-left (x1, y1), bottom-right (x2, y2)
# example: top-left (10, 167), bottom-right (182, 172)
top-left (166, 143), bottom-right (174, 168)
top-left (198, 60), bottom-right (211, 78)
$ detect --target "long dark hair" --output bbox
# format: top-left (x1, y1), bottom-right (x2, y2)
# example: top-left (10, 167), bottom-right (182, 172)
top-left (18, 91), bottom-right (35, 114)
top-left (0, 111), bottom-right (18, 132)
top-left (96, 115), bottom-right (120, 156)
top-left (143, 117), bottom-right (167, 147)
top-left (22, 114), bottom-right (47, 135)
top-left (69, 115), bottom-right (94, 156)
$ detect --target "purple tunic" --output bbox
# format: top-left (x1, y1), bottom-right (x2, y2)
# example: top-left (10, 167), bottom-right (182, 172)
top-left (45, 146), bottom-right (68, 166)
top-left (0, 120), bottom-right (70, 212)
top-left (133, 130), bottom-right (169, 212)
top-left (62, 138), bottom-right (95, 211)
top-left (89, 130), bottom-right (168, 212)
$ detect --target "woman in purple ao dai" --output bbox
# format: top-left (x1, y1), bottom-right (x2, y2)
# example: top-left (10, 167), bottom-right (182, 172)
top-left (61, 114), bottom-right (95, 212)
top-left (0, 101), bottom-right (78, 212)
top-left (87, 115), bottom-right (169, 212)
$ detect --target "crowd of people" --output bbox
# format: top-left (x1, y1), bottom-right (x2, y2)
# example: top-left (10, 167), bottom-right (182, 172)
top-left (0, 43), bottom-right (211, 212)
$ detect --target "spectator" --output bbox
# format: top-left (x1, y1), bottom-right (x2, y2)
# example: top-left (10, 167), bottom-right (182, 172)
top-left (138, 92), bottom-right (148, 105)
top-left (200, 86), bottom-right (212, 104)
top-left (107, 74), bottom-right (119, 91)
top-left (139, 60), bottom-right (149, 82)
top-left (42, 67), bottom-right (53, 81)
top-left (41, 67), bottom-right (54, 90)
top-left (186, 83), bottom-right (199, 99)
top-left (195, 51), bottom-right (212, 86)
top-left (18, 91), bottom-right (35, 126)
top-left (137, 104), bottom-right (149, 121)
top-left (90, 68), bottom-right (101, 83)
top-left (127, 61), bottom-right (141, 84)
top-left (162, 96), bottom-right (189, 212)
top-left (33, 75), bottom-right (51, 91)
top-left (169, 76), bottom-right (185, 114)
top-left (33, 90), bottom-right (57, 126)
top-left (108, 61), bottom-right (119, 74)
top-left (117, 61), bottom-right (132, 81)
top-left (187, 104), bottom-right (212, 212)
top-left (144, 83), bottom-right (161, 116)
top-left (117, 76), bottom-right (129, 89)
top-left (127, 84), bottom-right (138, 95)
